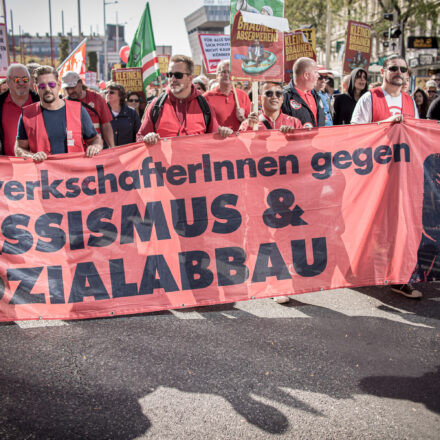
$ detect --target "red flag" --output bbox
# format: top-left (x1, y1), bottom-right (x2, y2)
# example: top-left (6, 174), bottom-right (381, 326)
top-left (57, 38), bottom-right (87, 81)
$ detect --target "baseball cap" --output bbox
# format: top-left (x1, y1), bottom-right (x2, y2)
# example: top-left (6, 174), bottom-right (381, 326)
top-left (61, 71), bottom-right (81, 88)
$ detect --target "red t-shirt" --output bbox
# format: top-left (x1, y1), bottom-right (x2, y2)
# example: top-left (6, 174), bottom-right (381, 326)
top-left (296, 88), bottom-right (317, 123)
top-left (4, 93), bottom-right (33, 156)
top-left (204, 87), bottom-right (251, 130)
top-left (81, 90), bottom-right (113, 133)
top-left (240, 111), bottom-right (303, 131)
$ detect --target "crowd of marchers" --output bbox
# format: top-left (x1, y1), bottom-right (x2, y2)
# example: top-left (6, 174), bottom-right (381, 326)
top-left (1, 54), bottom-right (440, 302)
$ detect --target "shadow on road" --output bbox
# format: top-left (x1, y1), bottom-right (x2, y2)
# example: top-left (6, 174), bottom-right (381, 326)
top-left (0, 296), bottom-right (439, 438)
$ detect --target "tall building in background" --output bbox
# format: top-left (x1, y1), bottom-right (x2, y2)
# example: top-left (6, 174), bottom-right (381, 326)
top-left (184, 0), bottom-right (229, 68)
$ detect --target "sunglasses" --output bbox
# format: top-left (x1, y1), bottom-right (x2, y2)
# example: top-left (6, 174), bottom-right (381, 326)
top-left (166, 71), bottom-right (188, 79)
top-left (106, 90), bottom-right (117, 94)
top-left (12, 76), bottom-right (29, 84)
top-left (318, 76), bottom-right (328, 81)
top-left (127, 98), bottom-right (140, 103)
top-left (37, 81), bottom-right (57, 89)
top-left (386, 66), bottom-right (408, 73)
top-left (264, 90), bottom-right (283, 98)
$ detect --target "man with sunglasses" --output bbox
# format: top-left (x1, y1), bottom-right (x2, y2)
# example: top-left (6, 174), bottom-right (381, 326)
top-left (15, 66), bottom-right (102, 161)
top-left (281, 57), bottom-right (325, 129)
top-left (239, 81), bottom-right (303, 132)
top-left (0, 63), bottom-right (39, 156)
top-left (62, 71), bottom-right (115, 149)
top-left (137, 54), bottom-right (232, 145)
top-left (351, 55), bottom-right (418, 124)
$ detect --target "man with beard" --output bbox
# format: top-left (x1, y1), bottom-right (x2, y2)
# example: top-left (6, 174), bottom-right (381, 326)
top-left (137, 54), bottom-right (232, 145)
top-left (351, 55), bottom-right (421, 299)
top-left (0, 63), bottom-right (39, 156)
top-left (351, 55), bottom-right (418, 124)
top-left (15, 66), bottom-right (102, 161)
top-left (62, 71), bottom-right (115, 149)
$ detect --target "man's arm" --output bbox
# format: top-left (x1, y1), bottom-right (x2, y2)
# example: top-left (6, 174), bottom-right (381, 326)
top-left (84, 135), bottom-right (103, 157)
top-left (101, 121), bottom-right (115, 148)
top-left (15, 139), bottom-right (47, 161)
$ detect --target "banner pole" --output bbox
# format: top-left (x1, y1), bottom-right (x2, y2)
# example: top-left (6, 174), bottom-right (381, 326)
top-left (252, 81), bottom-right (259, 131)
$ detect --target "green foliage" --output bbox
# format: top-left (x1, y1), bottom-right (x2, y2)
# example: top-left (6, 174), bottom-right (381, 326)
top-left (58, 37), bottom-right (70, 64)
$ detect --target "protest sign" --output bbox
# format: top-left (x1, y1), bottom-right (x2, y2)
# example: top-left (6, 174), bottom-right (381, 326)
top-left (85, 71), bottom-right (97, 87)
top-left (284, 30), bottom-right (316, 83)
top-left (230, 0), bottom-right (284, 24)
top-left (0, 119), bottom-right (438, 321)
top-left (198, 34), bottom-right (230, 74)
top-left (343, 20), bottom-right (372, 75)
top-left (230, 11), bottom-right (284, 82)
top-left (157, 55), bottom-right (170, 74)
top-left (0, 23), bottom-right (8, 76)
top-left (112, 68), bottom-right (145, 99)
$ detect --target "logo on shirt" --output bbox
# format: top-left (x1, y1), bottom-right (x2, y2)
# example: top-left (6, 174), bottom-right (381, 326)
top-left (303, 122), bottom-right (313, 129)
top-left (290, 99), bottom-right (302, 110)
top-left (88, 102), bottom-right (95, 108)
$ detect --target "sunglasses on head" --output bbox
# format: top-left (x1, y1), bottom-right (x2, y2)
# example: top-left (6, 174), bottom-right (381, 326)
top-left (128, 98), bottom-right (139, 102)
top-left (264, 90), bottom-right (283, 98)
top-left (387, 65), bottom-right (408, 73)
top-left (166, 71), bottom-right (188, 79)
top-left (37, 81), bottom-right (57, 89)
top-left (12, 76), bottom-right (29, 84)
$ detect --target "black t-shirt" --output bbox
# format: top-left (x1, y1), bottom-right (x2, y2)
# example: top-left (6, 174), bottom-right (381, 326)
top-left (17, 105), bottom-right (97, 154)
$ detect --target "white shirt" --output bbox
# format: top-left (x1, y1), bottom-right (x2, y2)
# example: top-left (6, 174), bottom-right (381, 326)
top-left (351, 87), bottom-right (419, 124)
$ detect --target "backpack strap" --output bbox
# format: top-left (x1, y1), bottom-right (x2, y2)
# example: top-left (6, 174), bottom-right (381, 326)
top-left (151, 92), bottom-right (168, 131)
top-left (196, 94), bottom-right (211, 133)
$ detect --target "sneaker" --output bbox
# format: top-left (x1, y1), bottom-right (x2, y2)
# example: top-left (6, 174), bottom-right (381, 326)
top-left (273, 296), bottom-right (290, 304)
top-left (391, 284), bottom-right (422, 299)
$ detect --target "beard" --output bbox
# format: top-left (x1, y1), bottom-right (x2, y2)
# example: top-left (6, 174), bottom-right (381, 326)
top-left (43, 92), bottom-right (55, 103)
top-left (385, 76), bottom-right (404, 87)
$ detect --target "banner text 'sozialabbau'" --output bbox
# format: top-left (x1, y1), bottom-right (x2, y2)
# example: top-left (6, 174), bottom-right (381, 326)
top-left (0, 118), bottom-right (439, 321)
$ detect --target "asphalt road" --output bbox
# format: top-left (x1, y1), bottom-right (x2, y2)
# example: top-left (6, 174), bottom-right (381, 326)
top-left (0, 284), bottom-right (439, 440)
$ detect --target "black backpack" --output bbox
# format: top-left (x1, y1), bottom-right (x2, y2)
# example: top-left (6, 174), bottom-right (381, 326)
top-left (151, 92), bottom-right (211, 132)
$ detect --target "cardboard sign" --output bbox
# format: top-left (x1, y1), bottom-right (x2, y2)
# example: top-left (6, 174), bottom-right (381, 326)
top-left (112, 68), bottom-right (144, 95)
top-left (284, 30), bottom-right (316, 83)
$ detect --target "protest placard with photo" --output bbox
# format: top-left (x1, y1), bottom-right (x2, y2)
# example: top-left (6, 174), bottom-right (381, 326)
top-left (284, 29), bottom-right (316, 83)
top-left (343, 20), bottom-right (372, 75)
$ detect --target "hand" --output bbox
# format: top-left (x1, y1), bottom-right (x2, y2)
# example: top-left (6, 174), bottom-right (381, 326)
top-left (143, 132), bottom-right (160, 146)
top-left (31, 152), bottom-right (47, 162)
top-left (86, 144), bottom-right (102, 157)
top-left (381, 114), bottom-right (404, 124)
top-left (217, 126), bottom-right (233, 138)
top-left (280, 125), bottom-right (295, 133)
top-left (236, 107), bottom-right (246, 122)
top-left (246, 112), bottom-right (259, 128)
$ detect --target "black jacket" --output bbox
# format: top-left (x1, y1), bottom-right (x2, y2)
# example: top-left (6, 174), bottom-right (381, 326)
top-left (0, 90), bottom-right (40, 154)
top-left (332, 67), bottom-right (368, 125)
top-left (281, 81), bottom-right (325, 127)
top-left (108, 103), bottom-right (141, 147)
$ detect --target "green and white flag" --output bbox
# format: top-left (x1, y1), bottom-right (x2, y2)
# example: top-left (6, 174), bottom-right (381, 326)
top-left (127, 3), bottom-right (160, 90)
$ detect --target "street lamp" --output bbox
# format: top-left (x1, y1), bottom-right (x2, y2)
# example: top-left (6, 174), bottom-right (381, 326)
top-left (103, 0), bottom-right (118, 81)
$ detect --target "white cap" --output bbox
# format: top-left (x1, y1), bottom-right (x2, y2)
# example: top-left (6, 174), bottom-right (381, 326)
top-left (61, 71), bottom-right (81, 88)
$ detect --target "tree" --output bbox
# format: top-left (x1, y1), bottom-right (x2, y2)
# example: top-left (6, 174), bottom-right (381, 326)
top-left (58, 37), bottom-right (70, 65)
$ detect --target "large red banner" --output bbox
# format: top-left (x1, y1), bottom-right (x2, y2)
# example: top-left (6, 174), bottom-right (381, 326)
top-left (0, 119), bottom-right (439, 321)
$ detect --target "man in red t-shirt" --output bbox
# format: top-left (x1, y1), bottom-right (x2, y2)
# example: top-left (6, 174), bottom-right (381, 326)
top-left (240, 81), bottom-right (303, 132)
top-left (204, 60), bottom-right (251, 130)
top-left (62, 71), bottom-right (115, 148)
top-left (0, 63), bottom-right (39, 156)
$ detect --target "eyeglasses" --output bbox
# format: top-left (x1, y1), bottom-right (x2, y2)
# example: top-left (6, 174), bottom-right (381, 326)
top-left (37, 81), bottom-right (57, 89)
top-left (128, 98), bottom-right (140, 103)
top-left (106, 90), bottom-right (117, 95)
top-left (11, 76), bottom-right (29, 84)
top-left (427, 90), bottom-right (437, 94)
top-left (264, 90), bottom-right (283, 98)
top-left (318, 76), bottom-right (328, 81)
top-left (386, 65), bottom-right (408, 73)
top-left (166, 71), bottom-right (189, 79)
